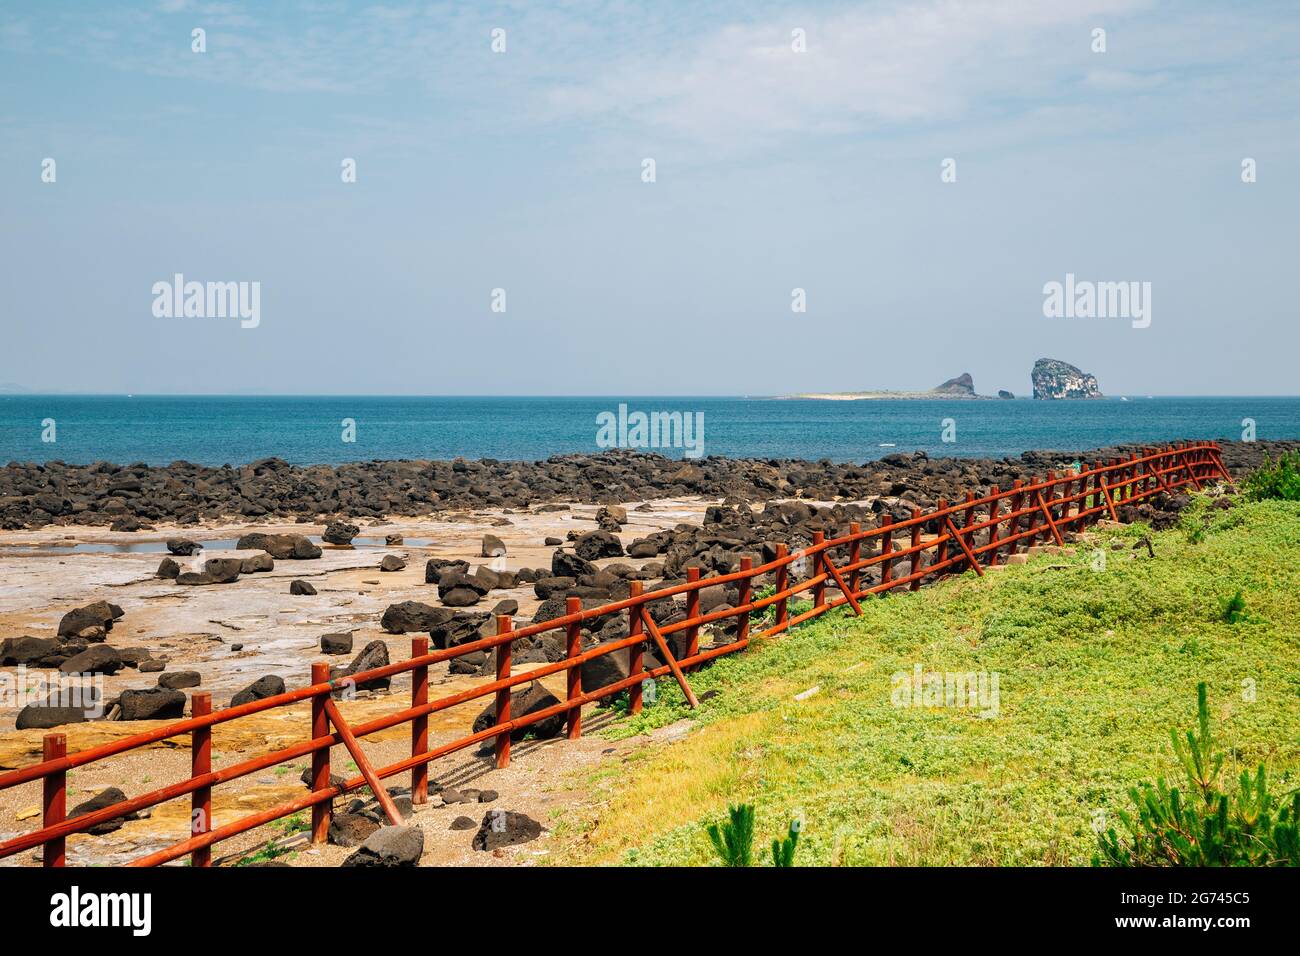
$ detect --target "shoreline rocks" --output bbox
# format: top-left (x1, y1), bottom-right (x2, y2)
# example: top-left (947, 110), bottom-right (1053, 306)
top-left (1, 442), bottom-right (1289, 531)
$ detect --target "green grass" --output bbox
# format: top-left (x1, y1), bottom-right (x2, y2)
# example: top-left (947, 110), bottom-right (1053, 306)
top-left (552, 497), bottom-right (1300, 866)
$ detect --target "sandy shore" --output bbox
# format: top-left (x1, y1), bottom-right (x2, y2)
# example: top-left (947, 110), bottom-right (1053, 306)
top-left (0, 496), bottom-right (730, 867)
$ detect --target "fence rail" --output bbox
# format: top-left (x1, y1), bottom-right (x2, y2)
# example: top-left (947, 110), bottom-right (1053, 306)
top-left (0, 442), bottom-right (1231, 866)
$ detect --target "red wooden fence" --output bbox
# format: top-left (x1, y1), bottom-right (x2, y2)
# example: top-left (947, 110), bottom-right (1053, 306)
top-left (0, 442), bottom-right (1230, 866)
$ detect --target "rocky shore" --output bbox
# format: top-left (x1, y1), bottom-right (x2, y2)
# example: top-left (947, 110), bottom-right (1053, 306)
top-left (0, 441), bottom-right (1290, 531)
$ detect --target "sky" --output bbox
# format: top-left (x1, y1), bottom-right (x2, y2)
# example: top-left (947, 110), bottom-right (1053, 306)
top-left (1, 0), bottom-right (1298, 396)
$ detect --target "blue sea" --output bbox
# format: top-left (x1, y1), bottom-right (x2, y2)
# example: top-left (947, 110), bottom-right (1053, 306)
top-left (0, 395), bottom-right (1296, 466)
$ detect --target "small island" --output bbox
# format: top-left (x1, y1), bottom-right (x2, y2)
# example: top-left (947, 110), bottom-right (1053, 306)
top-left (1031, 358), bottom-right (1103, 399)
top-left (786, 372), bottom-right (996, 400)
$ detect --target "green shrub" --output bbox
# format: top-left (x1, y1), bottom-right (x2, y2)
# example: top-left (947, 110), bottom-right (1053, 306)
top-left (1093, 683), bottom-right (1299, 866)
top-left (771, 820), bottom-right (801, 867)
top-left (1243, 452), bottom-right (1300, 502)
top-left (706, 804), bottom-right (755, 866)
top-left (1219, 589), bottom-right (1247, 624)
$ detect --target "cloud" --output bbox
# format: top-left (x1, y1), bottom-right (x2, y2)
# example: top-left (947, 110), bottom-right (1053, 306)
top-left (547, 0), bottom-right (1152, 146)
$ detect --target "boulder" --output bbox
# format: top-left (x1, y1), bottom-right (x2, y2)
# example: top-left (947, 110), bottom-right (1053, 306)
top-left (158, 670), bottom-right (201, 690)
top-left (340, 825), bottom-right (424, 867)
top-left (202, 557), bottom-right (243, 584)
top-left (69, 787), bottom-right (139, 835)
top-left (575, 530), bottom-right (624, 560)
top-left (166, 538), bottom-right (201, 556)
top-left (581, 642), bottom-right (632, 700)
top-left (471, 809), bottom-right (546, 851)
top-left (240, 552), bottom-right (274, 573)
top-left (57, 601), bottom-right (123, 639)
top-left (230, 675), bottom-right (286, 708)
top-left (627, 539), bottom-right (659, 558)
top-left (424, 558), bottom-right (469, 584)
top-left (441, 587), bottom-right (481, 607)
top-left (552, 549), bottom-right (596, 578)
top-left (429, 611), bottom-right (492, 651)
top-left (596, 504), bottom-right (627, 526)
top-left (289, 579), bottom-right (317, 595)
top-left (329, 812), bottom-right (381, 848)
top-left (438, 570), bottom-right (491, 600)
top-left (156, 557), bottom-right (181, 579)
top-left (59, 645), bottom-right (126, 676)
top-left (323, 520), bottom-right (360, 546)
top-left (381, 601), bottom-right (452, 634)
top-left (321, 632), bottom-right (354, 655)
top-left (0, 635), bottom-right (62, 667)
top-left (334, 640), bottom-right (390, 693)
top-left (481, 533), bottom-right (507, 557)
top-left (235, 533), bottom-right (321, 560)
top-left (471, 681), bottom-right (564, 745)
top-left (533, 576), bottom-right (576, 600)
top-left (379, 554), bottom-right (406, 572)
top-left (118, 687), bottom-right (186, 721)
top-left (16, 701), bottom-right (95, 730)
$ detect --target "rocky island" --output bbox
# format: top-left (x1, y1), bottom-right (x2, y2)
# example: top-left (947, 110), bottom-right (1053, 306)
top-left (788, 372), bottom-right (992, 400)
top-left (1031, 358), bottom-right (1103, 400)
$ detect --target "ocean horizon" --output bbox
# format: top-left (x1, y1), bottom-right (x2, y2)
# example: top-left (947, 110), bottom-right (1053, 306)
top-left (2, 394), bottom-right (1296, 467)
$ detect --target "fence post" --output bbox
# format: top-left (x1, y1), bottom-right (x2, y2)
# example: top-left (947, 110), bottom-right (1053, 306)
top-left (1044, 471), bottom-right (1058, 534)
top-left (495, 614), bottom-right (513, 769)
top-left (565, 596), bottom-right (583, 740)
top-left (986, 487), bottom-right (1001, 566)
top-left (411, 637), bottom-right (429, 804)
top-left (736, 557), bottom-right (753, 643)
top-left (1006, 480), bottom-right (1024, 554)
top-left (848, 522), bottom-right (862, 595)
top-left (909, 507), bottom-right (923, 589)
top-left (811, 531), bottom-right (826, 607)
top-left (685, 567), bottom-right (701, 669)
top-left (1025, 479), bottom-right (1042, 545)
top-left (190, 692), bottom-right (212, 867)
top-left (628, 581), bottom-right (645, 714)
top-left (879, 514), bottom-right (895, 588)
top-left (1090, 463), bottom-right (1103, 524)
top-left (310, 661), bottom-right (331, 844)
top-left (933, 500), bottom-right (949, 573)
top-left (41, 733), bottom-right (66, 867)
top-left (961, 492), bottom-right (977, 570)
top-left (774, 543), bottom-right (790, 628)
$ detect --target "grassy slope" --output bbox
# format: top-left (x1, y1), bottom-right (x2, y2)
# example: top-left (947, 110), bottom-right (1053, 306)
top-left (550, 497), bottom-right (1300, 865)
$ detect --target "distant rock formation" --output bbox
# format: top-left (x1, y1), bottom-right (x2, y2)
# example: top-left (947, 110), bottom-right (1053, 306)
top-left (997, 389), bottom-right (1015, 399)
top-left (932, 373), bottom-right (976, 397)
top-left (1031, 358), bottom-right (1102, 400)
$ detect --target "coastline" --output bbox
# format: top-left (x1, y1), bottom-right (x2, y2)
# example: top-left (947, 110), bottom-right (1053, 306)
top-left (1, 440), bottom-right (1293, 531)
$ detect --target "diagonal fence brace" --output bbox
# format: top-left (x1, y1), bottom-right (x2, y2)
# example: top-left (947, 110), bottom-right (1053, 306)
top-left (943, 517), bottom-right (984, 577)
top-left (324, 696), bottom-right (404, 826)
top-left (1034, 492), bottom-right (1065, 547)
top-left (639, 609), bottom-right (699, 708)
top-left (819, 552), bottom-right (864, 615)
top-left (1175, 451), bottom-right (1203, 491)
top-left (1097, 479), bottom-right (1120, 522)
